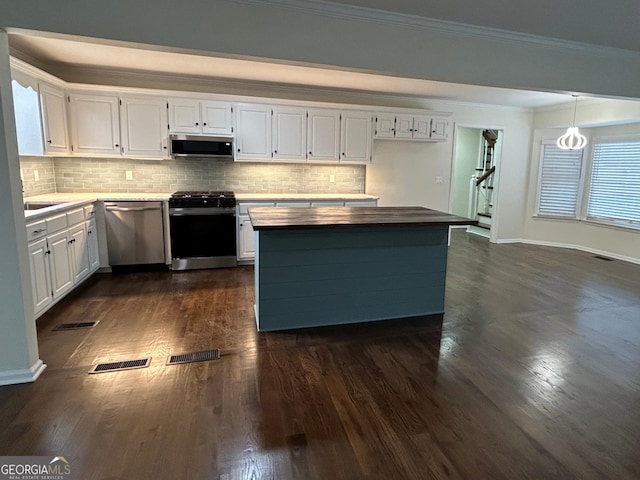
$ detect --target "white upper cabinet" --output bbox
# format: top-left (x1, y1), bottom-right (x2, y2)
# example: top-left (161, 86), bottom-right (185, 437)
top-left (168, 98), bottom-right (233, 135)
top-left (307, 109), bottom-right (340, 162)
top-left (39, 82), bottom-right (69, 154)
top-left (11, 79), bottom-right (44, 156)
top-left (340, 110), bottom-right (372, 163)
top-left (201, 101), bottom-right (233, 135)
top-left (375, 113), bottom-right (449, 141)
top-left (68, 93), bottom-right (121, 155)
top-left (375, 113), bottom-right (396, 139)
top-left (120, 96), bottom-right (169, 158)
top-left (272, 106), bottom-right (307, 161)
top-left (430, 117), bottom-right (449, 141)
top-left (235, 103), bottom-right (272, 161)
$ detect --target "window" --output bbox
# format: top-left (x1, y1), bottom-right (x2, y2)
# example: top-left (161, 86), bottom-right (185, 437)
top-left (536, 142), bottom-right (583, 218)
top-left (587, 140), bottom-right (640, 228)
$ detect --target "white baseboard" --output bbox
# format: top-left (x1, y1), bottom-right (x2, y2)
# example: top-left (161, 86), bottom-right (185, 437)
top-left (466, 225), bottom-right (490, 238)
top-left (0, 359), bottom-right (47, 386)
top-left (494, 238), bottom-right (640, 265)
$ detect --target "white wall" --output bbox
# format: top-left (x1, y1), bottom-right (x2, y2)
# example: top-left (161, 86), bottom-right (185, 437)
top-left (366, 103), bottom-right (533, 241)
top-left (451, 127), bottom-right (482, 217)
top-left (524, 112), bottom-right (640, 263)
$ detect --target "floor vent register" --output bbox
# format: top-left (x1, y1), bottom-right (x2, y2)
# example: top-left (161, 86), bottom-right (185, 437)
top-left (167, 349), bottom-right (221, 365)
top-left (53, 321), bottom-right (99, 331)
top-left (89, 357), bottom-right (151, 374)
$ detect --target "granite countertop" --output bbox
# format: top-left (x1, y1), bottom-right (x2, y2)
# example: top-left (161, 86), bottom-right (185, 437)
top-left (249, 206), bottom-right (477, 230)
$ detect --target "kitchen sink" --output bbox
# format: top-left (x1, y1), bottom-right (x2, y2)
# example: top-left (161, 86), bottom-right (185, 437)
top-left (24, 202), bottom-right (61, 210)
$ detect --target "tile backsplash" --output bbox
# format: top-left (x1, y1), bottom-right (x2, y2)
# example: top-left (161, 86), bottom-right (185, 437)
top-left (21, 156), bottom-right (365, 195)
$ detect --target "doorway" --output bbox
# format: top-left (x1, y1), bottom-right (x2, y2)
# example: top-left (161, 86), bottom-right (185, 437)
top-left (450, 126), bottom-right (502, 237)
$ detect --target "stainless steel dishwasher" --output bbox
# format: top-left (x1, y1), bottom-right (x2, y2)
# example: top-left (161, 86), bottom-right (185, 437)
top-left (104, 201), bottom-right (166, 266)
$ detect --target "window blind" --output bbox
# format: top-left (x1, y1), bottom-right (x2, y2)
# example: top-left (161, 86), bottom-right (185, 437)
top-left (537, 143), bottom-right (583, 217)
top-left (587, 141), bottom-right (640, 228)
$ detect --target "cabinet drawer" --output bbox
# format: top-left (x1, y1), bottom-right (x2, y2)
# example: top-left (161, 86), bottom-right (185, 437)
top-left (275, 202), bottom-right (310, 208)
top-left (26, 220), bottom-right (48, 241)
top-left (311, 201), bottom-right (344, 207)
top-left (84, 204), bottom-right (96, 220)
top-left (66, 208), bottom-right (85, 226)
top-left (238, 202), bottom-right (276, 214)
top-left (345, 200), bottom-right (378, 207)
top-left (46, 213), bottom-right (68, 234)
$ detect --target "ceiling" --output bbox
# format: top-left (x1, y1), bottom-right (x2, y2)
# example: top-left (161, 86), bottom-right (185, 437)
top-left (319, 0), bottom-right (640, 52)
top-left (11, 0), bottom-right (637, 109)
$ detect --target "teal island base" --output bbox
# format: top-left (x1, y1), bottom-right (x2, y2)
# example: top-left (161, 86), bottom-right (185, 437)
top-left (254, 224), bottom-right (450, 332)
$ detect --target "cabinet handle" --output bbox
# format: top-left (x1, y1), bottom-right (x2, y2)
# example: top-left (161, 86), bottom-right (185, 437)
top-left (46, 250), bottom-right (51, 255)
top-left (115, 144), bottom-right (119, 147)
top-left (163, 146), bottom-right (167, 149)
top-left (88, 230), bottom-right (93, 235)
top-left (32, 228), bottom-right (46, 236)
top-left (47, 139), bottom-right (52, 144)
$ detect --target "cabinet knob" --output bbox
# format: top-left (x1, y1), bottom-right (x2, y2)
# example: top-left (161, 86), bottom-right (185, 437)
top-left (115, 144), bottom-right (119, 147)
top-left (274, 150), bottom-right (278, 154)
top-left (195, 122), bottom-right (199, 126)
top-left (46, 250), bottom-right (51, 255)
top-left (237, 148), bottom-right (241, 153)
top-left (309, 152), bottom-right (312, 155)
top-left (47, 139), bottom-right (52, 144)
top-left (163, 146), bottom-right (167, 149)
top-left (203, 122), bottom-right (207, 126)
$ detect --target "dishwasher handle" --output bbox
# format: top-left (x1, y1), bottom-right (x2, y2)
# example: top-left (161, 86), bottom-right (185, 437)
top-left (105, 205), bottom-right (162, 212)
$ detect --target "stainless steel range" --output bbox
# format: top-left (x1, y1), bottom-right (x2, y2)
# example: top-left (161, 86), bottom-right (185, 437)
top-left (169, 191), bottom-right (237, 271)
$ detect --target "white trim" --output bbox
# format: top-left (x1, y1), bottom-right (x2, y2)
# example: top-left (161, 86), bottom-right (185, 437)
top-left (10, 57), bottom-right (66, 87)
top-left (235, 0), bottom-right (640, 61)
top-left (0, 359), bottom-right (46, 386)
top-left (494, 238), bottom-right (640, 265)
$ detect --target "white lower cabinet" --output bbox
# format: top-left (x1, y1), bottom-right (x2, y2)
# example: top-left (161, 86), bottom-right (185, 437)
top-left (27, 237), bottom-right (53, 316)
top-left (26, 203), bottom-right (101, 320)
top-left (238, 214), bottom-right (256, 261)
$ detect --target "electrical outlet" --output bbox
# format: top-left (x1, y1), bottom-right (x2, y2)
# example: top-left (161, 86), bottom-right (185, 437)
top-left (126, 170), bottom-right (133, 181)
top-left (329, 174), bottom-right (335, 183)
top-left (435, 176), bottom-right (444, 184)
top-left (34, 170), bottom-right (40, 182)
top-left (20, 168), bottom-right (24, 181)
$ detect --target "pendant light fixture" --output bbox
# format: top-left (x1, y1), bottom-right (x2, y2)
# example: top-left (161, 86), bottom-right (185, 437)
top-left (557, 95), bottom-right (587, 150)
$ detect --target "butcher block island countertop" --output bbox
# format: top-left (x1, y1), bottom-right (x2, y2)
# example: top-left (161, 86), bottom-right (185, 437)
top-left (248, 206), bottom-right (476, 230)
top-left (249, 206), bottom-right (477, 332)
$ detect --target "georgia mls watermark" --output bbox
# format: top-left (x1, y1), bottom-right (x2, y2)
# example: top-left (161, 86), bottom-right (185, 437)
top-left (0, 456), bottom-right (72, 480)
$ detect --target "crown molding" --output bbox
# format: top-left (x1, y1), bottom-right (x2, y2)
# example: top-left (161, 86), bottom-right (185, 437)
top-left (9, 55), bottom-right (66, 87)
top-left (235, 0), bottom-right (640, 61)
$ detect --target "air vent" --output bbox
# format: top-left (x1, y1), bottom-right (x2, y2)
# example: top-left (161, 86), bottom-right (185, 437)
top-left (53, 321), bottom-right (98, 331)
top-left (593, 255), bottom-right (614, 262)
top-left (167, 349), bottom-right (221, 365)
top-left (89, 357), bottom-right (151, 374)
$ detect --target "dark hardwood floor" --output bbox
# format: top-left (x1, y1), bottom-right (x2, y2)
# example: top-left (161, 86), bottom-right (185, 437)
top-left (1, 230), bottom-right (639, 479)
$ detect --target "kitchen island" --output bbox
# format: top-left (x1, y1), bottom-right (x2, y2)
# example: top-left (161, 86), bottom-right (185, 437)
top-left (249, 206), bottom-right (477, 331)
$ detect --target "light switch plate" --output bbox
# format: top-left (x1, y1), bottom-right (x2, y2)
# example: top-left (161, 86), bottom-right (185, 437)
top-left (126, 170), bottom-right (133, 180)
top-left (435, 176), bottom-right (444, 184)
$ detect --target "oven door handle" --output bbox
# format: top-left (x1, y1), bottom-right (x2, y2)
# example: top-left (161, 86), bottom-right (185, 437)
top-left (169, 207), bottom-right (236, 216)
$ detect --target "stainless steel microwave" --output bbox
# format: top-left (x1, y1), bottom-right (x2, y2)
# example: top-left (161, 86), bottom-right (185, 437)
top-left (169, 134), bottom-right (234, 158)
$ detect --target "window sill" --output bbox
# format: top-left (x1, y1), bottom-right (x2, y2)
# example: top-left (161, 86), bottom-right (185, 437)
top-left (583, 218), bottom-right (640, 233)
top-left (532, 215), bottom-right (580, 222)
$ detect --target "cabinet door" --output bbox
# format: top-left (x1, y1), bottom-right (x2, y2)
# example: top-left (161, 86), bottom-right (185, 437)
top-left (394, 114), bottom-right (414, 138)
top-left (413, 115), bottom-right (432, 140)
top-left (237, 214), bottom-right (256, 260)
top-left (86, 219), bottom-right (100, 273)
top-left (69, 94), bottom-right (120, 155)
top-left (375, 114), bottom-right (396, 138)
top-left (340, 111), bottom-right (372, 163)
top-left (236, 104), bottom-right (272, 160)
top-left (272, 107), bottom-right (307, 160)
top-left (69, 223), bottom-right (90, 283)
top-left (202, 101), bottom-right (233, 135)
top-left (120, 96), bottom-right (169, 158)
top-left (48, 230), bottom-right (74, 300)
top-left (39, 82), bottom-right (69, 154)
top-left (27, 238), bottom-right (53, 317)
top-left (168, 98), bottom-right (201, 133)
top-left (307, 109), bottom-right (340, 162)
top-left (430, 117), bottom-right (449, 141)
